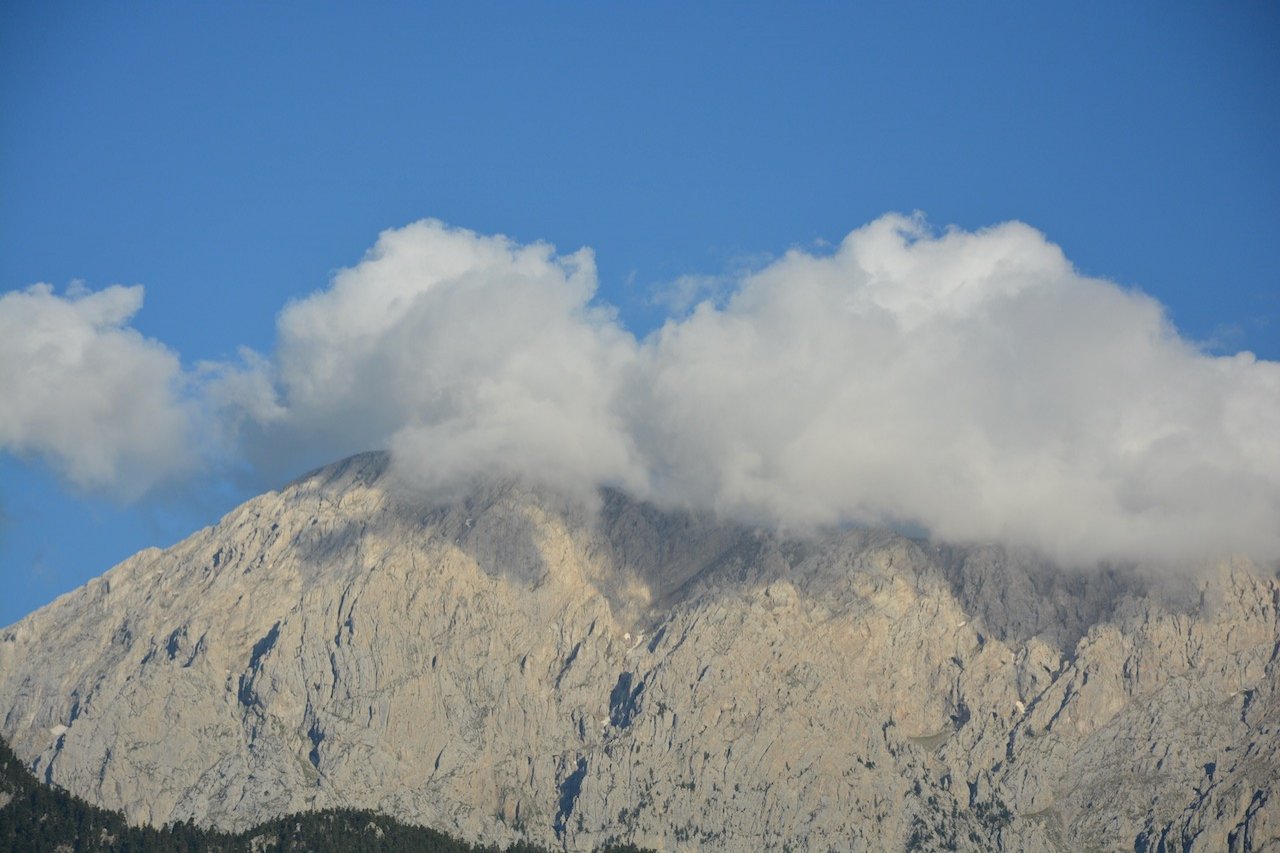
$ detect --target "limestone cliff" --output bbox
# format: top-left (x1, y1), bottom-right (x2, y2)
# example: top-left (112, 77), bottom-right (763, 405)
top-left (1, 452), bottom-right (1277, 851)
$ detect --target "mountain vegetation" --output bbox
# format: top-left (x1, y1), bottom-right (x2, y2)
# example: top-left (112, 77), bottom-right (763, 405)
top-left (0, 734), bottom-right (651, 853)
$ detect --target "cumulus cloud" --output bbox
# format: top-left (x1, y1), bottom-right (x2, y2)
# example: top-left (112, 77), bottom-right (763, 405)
top-left (0, 283), bottom-right (198, 497)
top-left (5, 214), bottom-right (1278, 566)
top-left (227, 221), bottom-right (647, 501)
top-left (632, 215), bottom-right (1280, 565)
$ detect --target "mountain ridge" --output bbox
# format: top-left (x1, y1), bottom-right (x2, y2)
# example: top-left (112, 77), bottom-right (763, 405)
top-left (2, 452), bottom-right (1277, 850)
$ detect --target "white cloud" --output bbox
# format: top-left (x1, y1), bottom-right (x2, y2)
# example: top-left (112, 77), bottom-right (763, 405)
top-left (5, 215), bottom-right (1278, 566)
top-left (632, 215), bottom-right (1280, 565)
top-left (233, 221), bottom-right (648, 501)
top-left (0, 284), bottom-right (197, 498)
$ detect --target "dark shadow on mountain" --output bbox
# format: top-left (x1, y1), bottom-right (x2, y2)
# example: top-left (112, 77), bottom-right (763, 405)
top-left (935, 543), bottom-right (1147, 654)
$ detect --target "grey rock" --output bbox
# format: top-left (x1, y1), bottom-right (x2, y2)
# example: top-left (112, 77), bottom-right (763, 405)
top-left (1, 451), bottom-right (1277, 851)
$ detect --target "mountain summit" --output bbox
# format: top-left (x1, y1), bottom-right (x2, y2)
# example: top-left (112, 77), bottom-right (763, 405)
top-left (1, 452), bottom-right (1277, 850)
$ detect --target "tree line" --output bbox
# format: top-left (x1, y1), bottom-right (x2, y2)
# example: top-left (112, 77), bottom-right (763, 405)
top-left (0, 735), bottom-right (651, 853)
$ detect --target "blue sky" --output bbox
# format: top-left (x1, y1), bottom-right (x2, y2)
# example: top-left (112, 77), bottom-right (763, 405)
top-left (2, 1), bottom-right (1278, 626)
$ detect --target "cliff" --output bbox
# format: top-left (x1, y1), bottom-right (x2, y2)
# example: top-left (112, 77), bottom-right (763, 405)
top-left (2, 452), bottom-right (1276, 850)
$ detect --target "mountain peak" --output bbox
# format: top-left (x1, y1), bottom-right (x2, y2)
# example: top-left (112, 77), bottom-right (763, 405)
top-left (1, 454), bottom-right (1277, 850)
top-left (287, 449), bottom-right (393, 492)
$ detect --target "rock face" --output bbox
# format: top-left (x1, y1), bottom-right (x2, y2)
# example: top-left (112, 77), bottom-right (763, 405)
top-left (1, 451), bottom-right (1278, 851)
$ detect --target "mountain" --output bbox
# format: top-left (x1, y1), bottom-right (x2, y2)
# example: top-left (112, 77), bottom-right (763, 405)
top-left (1, 451), bottom-right (1277, 851)
top-left (0, 730), bottom-right (645, 853)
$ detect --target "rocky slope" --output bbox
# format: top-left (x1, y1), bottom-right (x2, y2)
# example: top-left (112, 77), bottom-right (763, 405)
top-left (1, 451), bottom-right (1277, 851)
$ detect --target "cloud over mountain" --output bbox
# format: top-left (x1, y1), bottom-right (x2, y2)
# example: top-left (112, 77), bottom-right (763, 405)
top-left (630, 215), bottom-right (1280, 565)
top-left (5, 215), bottom-right (1278, 565)
top-left (242, 221), bottom-right (647, 503)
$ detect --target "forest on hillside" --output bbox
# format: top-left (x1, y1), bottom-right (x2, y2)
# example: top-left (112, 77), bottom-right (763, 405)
top-left (0, 735), bottom-right (651, 853)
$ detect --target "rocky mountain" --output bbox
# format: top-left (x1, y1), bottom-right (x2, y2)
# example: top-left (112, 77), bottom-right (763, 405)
top-left (0, 729), bottom-right (611, 853)
top-left (1, 451), bottom-right (1277, 851)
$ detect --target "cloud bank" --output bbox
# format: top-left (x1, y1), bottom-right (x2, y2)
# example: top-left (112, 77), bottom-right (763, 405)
top-left (5, 215), bottom-right (1278, 566)
top-left (632, 216), bottom-right (1280, 565)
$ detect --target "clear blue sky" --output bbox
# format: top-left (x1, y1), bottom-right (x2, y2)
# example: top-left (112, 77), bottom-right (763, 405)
top-left (2, 1), bottom-right (1278, 626)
